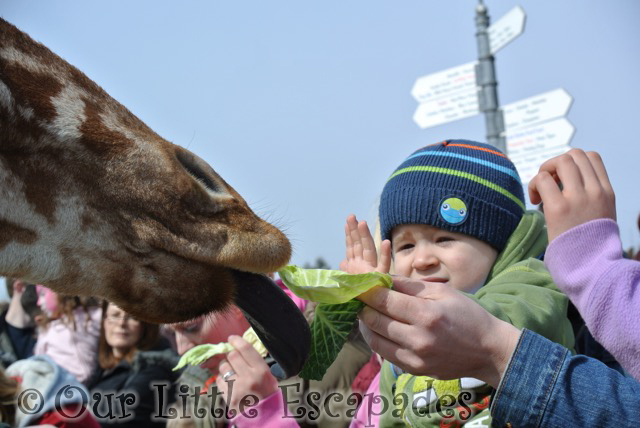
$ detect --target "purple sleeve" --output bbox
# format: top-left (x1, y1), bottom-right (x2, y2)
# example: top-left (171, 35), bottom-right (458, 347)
top-left (545, 218), bottom-right (640, 379)
top-left (229, 390), bottom-right (300, 428)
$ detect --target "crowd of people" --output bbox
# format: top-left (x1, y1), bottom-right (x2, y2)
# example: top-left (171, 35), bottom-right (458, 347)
top-left (0, 141), bottom-right (638, 427)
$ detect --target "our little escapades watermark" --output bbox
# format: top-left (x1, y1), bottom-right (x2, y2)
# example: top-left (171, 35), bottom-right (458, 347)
top-left (17, 381), bottom-right (478, 426)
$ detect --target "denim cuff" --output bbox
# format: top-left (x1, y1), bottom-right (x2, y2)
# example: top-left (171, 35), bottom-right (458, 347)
top-left (490, 329), bottom-right (569, 427)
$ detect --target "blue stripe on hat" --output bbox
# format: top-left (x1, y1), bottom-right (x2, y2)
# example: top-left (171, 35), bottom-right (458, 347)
top-left (405, 150), bottom-right (521, 182)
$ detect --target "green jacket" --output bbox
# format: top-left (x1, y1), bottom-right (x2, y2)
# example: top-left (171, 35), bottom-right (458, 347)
top-left (379, 211), bottom-right (575, 427)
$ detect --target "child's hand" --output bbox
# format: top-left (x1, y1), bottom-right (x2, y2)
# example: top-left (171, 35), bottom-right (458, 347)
top-left (339, 214), bottom-right (391, 274)
top-left (528, 149), bottom-right (616, 243)
top-left (216, 336), bottom-right (279, 414)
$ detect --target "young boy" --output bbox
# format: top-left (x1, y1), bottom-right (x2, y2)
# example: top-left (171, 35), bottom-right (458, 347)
top-left (343, 139), bottom-right (575, 427)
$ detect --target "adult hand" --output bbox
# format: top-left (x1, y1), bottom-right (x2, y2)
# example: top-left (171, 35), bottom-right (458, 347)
top-left (216, 335), bottom-right (279, 413)
top-left (339, 214), bottom-right (392, 274)
top-left (357, 276), bottom-right (521, 388)
top-left (528, 149), bottom-right (616, 243)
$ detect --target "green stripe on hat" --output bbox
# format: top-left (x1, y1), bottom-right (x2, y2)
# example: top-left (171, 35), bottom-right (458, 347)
top-left (389, 165), bottom-right (525, 212)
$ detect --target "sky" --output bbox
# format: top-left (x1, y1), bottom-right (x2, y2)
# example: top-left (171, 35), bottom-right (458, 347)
top-left (1, 1), bottom-right (639, 283)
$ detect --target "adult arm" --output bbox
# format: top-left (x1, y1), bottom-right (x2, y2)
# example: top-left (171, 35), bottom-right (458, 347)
top-left (358, 279), bottom-right (640, 425)
top-left (492, 329), bottom-right (640, 426)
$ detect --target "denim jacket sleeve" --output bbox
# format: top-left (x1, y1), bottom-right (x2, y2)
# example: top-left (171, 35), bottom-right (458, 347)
top-left (491, 329), bottom-right (640, 427)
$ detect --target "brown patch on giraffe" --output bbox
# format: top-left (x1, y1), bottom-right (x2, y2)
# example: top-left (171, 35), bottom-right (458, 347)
top-left (77, 99), bottom-right (134, 156)
top-left (0, 152), bottom-right (63, 224)
top-left (80, 210), bottom-right (96, 232)
top-left (0, 219), bottom-right (37, 250)
top-left (0, 61), bottom-right (63, 123)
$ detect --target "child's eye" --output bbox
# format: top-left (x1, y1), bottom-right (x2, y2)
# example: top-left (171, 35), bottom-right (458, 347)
top-left (395, 243), bottom-right (414, 252)
top-left (436, 236), bottom-right (454, 244)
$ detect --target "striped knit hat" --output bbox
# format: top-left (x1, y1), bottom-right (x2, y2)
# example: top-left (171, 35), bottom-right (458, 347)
top-left (379, 139), bottom-right (525, 251)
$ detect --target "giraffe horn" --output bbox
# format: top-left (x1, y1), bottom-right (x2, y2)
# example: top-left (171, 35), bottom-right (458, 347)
top-left (232, 270), bottom-right (310, 379)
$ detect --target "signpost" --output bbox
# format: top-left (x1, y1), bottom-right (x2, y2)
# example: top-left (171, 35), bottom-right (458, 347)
top-left (413, 89), bottom-right (479, 129)
top-left (506, 118), bottom-right (575, 158)
top-left (502, 89), bottom-right (573, 130)
top-left (510, 145), bottom-right (572, 183)
top-left (411, 61), bottom-right (477, 104)
top-left (488, 6), bottom-right (526, 54)
top-left (410, 3), bottom-right (575, 183)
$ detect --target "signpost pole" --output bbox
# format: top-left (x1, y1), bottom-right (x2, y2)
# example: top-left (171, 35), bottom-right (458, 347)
top-left (475, 0), bottom-right (506, 153)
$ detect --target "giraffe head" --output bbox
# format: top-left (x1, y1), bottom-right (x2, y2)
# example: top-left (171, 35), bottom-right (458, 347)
top-left (0, 19), bottom-right (308, 375)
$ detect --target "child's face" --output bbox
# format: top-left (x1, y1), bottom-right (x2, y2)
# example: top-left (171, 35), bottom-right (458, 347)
top-left (36, 285), bottom-right (58, 318)
top-left (391, 224), bottom-right (498, 294)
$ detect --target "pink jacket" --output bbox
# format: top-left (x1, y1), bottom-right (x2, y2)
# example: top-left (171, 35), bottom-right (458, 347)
top-left (34, 306), bottom-right (102, 383)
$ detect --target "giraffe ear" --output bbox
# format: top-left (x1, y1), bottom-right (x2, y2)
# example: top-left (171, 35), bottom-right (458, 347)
top-left (232, 270), bottom-right (310, 379)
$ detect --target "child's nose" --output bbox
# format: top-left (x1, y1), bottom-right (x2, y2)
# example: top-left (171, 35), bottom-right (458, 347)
top-left (413, 247), bottom-right (440, 270)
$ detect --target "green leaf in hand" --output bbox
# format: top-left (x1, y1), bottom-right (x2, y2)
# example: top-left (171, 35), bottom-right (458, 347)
top-left (277, 266), bottom-right (392, 380)
top-left (300, 299), bottom-right (364, 380)
top-left (173, 327), bottom-right (267, 371)
top-left (173, 343), bottom-right (233, 371)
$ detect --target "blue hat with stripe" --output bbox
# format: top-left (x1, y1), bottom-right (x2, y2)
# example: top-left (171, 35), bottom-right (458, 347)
top-left (379, 139), bottom-right (525, 251)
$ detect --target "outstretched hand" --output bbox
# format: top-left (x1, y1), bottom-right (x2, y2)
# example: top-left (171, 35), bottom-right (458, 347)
top-left (339, 214), bottom-right (392, 274)
top-left (216, 336), bottom-right (279, 414)
top-left (528, 149), bottom-right (616, 243)
top-left (356, 277), bottom-right (521, 388)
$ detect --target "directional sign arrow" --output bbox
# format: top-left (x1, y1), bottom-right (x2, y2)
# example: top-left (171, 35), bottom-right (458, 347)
top-left (511, 145), bottom-right (572, 183)
top-left (411, 62), bottom-right (477, 103)
top-left (413, 88), bottom-right (479, 129)
top-left (503, 88), bottom-right (573, 131)
top-left (488, 6), bottom-right (526, 54)
top-left (506, 118), bottom-right (575, 158)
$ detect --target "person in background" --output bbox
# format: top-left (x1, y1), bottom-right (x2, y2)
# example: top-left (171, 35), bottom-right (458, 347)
top-left (33, 286), bottom-right (101, 384)
top-left (169, 287), bottom-right (371, 428)
top-left (87, 301), bottom-right (178, 428)
top-left (2, 356), bottom-right (100, 427)
top-left (0, 279), bottom-right (39, 368)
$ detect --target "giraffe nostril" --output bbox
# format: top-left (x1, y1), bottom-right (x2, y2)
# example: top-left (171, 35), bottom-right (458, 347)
top-left (175, 148), bottom-right (221, 193)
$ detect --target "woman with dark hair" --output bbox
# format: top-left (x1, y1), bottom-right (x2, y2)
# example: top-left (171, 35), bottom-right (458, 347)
top-left (87, 301), bottom-right (178, 427)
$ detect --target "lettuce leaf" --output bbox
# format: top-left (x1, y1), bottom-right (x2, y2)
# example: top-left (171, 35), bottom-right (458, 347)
top-left (173, 327), bottom-right (267, 371)
top-left (299, 299), bottom-right (364, 380)
top-left (278, 266), bottom-right (392, 380)
top-left (278, 265), bottom-right (392, 304)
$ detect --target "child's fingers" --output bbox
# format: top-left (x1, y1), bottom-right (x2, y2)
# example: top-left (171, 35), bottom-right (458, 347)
top-left (378, 240), bottom-right (392, 273)
top-left (586, 151), bottom-right (615, 194)
top-left (531, 170), bottom-right (564, 208)
top-left (538, 152), bottom-right (584, 191)
top-left (567, 149), bottom-right (600, 191)
top-left (348, 216), bottom-right (364, 258)
top-left (358, 220), bottom-right (378, 264)
top-left (345, 222), bottom-right (354, 261)
top-left (527, 175), bottom-right (543, 205)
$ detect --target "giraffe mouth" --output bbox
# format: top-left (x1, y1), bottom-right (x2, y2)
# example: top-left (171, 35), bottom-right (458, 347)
top-left (232, 270), bottom-right (310, 379)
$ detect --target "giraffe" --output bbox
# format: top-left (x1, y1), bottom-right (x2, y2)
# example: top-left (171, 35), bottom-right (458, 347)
top-left (0, 19), bottom-right (309, 377)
